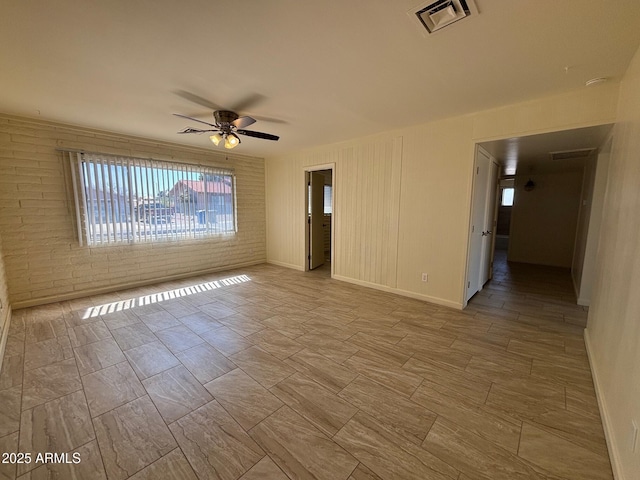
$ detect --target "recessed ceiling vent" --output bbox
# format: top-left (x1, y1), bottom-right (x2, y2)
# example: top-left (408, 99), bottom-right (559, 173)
top-left (549, 148), bottom-right (596, 161)
top-left (414, 0), bottom-right (473, 34)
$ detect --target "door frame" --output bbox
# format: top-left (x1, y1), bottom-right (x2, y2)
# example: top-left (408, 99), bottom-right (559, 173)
top-left (303, 164), bottom-right (335, 277)
top-left (463, 145), bottom-right (500, 306)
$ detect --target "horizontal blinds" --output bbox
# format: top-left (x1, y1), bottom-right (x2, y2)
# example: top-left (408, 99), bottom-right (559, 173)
top-left (68, 152), bottom-right (236, 246)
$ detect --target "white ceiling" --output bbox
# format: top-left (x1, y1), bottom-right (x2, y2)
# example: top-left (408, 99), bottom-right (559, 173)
top-left (480, 124), bottom-right (614, 176)
top-left (1, 1), bottom-right (639, 158)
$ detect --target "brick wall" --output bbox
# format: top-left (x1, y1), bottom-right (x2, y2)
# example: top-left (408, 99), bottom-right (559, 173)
top-left (0, 232), bottom-right (10, 358)
top-left (0, 114), bottom-right (267, 307)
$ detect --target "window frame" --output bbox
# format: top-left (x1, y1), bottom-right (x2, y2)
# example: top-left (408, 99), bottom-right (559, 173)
top-left (500, 186), bottom-right (515, 207)
top-left (68, 151), bottom-right (237, 247)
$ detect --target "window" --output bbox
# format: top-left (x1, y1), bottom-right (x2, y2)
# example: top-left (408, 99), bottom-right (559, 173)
top-left (501, 187), bottom-right (514, 207)
top-left (324, 185), bottom-right (332, 214)
top-left (69, 152), bottom-right (236, 246)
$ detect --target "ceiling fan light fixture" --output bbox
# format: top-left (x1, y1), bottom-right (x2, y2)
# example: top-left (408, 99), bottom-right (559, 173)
top-left (224, 133), bottom-right (240, 149)
top-left (209, 133), bottom-right (222, 146)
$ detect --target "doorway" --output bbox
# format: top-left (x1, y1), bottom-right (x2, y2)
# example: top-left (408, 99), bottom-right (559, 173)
top-left (304, 166), bottom-right (334, 274)
top-left (469, 124), bottom-right (614, 307)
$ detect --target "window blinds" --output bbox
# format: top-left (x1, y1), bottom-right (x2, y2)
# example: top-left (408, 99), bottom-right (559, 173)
top-left (67, 151), bottom-right (236, 246)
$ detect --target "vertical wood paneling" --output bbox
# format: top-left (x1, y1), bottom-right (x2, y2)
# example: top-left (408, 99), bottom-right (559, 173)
top-left (341, 137), bottom-right (400, 287)
top-left (266, 135), bottom-right (402, 288)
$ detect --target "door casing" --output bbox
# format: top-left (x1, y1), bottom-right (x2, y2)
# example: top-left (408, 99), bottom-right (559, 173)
top-left (303, 164), bottom-right (335, 276)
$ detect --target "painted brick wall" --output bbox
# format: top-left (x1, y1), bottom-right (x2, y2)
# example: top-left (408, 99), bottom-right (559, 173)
top-left (0, 232), bottom-right (10, 351)
top-left (0, 114), bottom-right (266, 307)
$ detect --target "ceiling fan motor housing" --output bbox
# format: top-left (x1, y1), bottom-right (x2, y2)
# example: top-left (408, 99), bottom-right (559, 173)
top-left (214, 110), bottom-right (239, 125)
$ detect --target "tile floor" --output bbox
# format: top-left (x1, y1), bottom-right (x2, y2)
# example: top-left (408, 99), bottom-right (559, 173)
top-left (0, 253), bottom-right (613, 479)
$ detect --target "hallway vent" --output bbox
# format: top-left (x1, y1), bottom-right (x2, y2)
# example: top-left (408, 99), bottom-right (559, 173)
top-left (549, 148), bottom-right (596, 161)
top-left (412, 0), bottom-right (474, 34)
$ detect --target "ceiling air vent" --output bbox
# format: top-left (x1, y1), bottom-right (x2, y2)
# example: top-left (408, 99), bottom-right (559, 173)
top-left (414, 0), bottom-right (473, 34)
top-left (549, 148), bottom-right (596, 161)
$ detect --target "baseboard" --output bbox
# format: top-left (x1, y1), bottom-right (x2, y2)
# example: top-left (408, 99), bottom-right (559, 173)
top-left (572, 270), bottom-right (581, 301)
top-left (333, 274), bottom-right (464, 310)
top-left (266, 259), bottom-right (305, 271)
top-left (0, 306), bottom-right (12, 376)
top-left (584, 328), bottom-right (624, 480)
top-left (12, 259), bottom-right (267, 310)
top-left (577, 296), bottom-right (591, 307)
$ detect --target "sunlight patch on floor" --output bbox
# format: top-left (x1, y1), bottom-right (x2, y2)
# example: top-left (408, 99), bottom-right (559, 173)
top-left (81, 274), bottom-right (251, 319)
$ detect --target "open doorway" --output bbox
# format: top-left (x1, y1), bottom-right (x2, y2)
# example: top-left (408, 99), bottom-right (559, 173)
top-left (304, 166), bottom-right (333, 274)
top-left (469, 124), bottom-right (613, 306)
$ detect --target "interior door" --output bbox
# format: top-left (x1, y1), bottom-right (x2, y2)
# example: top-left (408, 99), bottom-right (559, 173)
top-left (309, 171), bottom-right (325, 270)
top-left (480, 160), bottom-right (499, 286)
top-left (466, 148), bottom-right (491, 301)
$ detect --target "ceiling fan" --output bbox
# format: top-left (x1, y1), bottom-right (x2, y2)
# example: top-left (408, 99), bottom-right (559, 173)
top-left (174, 110), bottom-right (279, 149)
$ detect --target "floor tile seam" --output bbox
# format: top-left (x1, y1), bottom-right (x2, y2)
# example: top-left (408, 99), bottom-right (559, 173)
top-left (20, 358), bottom-right (84, 413)
top-left (2, 377), bottom-right (23, 450)
top-left (128, 445), bottom-right (189, 477)
top-left (486, 400), bottom-right (604, 450)
top-left (267, 376), bottom-right (361, 438)
top-left (142, 377), bottom-right (214, 429)
top-left (16, 436), bottom-right (101, 477)
top-left (524, 418), bottom-right (611, 459)
top-left (515, 422), bottom-right (612, 478)
top-left (421, 414), bottom-right (514, 465)
top-left (514, 452), bottom-right (578, 480)
top-left (401, 361), bottom-right (487, 404)
top-left (341, 351), bottom-right (419, 392)
top-left (81, 360), bottom-right (146, 419)
top-left (69, 332), bottom-right (117, 350)
top-left (13, 376), bottom-right (100, 473)
top-left (105, 392), bottom-right (181, 470)
top-left (392, 413), bottom-right (462, 480)
top-left (0, 349), bottom-right (24, 387)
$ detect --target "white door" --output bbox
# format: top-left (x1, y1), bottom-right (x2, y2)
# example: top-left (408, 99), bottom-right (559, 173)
top-left (480, 160), bottom-right (499, 286)
top-left (309, 172), bottom-right (325, 270)
top-left (466, 148), bottom-right (491, 301)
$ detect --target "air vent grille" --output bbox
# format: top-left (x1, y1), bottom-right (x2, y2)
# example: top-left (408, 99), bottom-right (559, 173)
top-left (549, 148), bottom-right (596, 161)
top-left (414, 0), bottom-right (472, 34)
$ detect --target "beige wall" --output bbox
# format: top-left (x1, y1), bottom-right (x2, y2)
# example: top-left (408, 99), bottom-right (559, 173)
top-left (0, 115), bottom-right (267, 308)
top-left (508, 169), bottom-right (584, 268)
top-left (266, 84), bottom-right (619, 308)
top-left (586, 43), bottom-right (640, 479)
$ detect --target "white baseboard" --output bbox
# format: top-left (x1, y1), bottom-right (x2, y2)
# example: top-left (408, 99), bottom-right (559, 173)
top-left (333, 274), bottom-right (464, 310)
top-left (12, 260), bottom-right (266, 310)
top-left (584, 328), bottom-right (624, 480)
top-left (266, 260), bottom-right (305, 271)
top-left (577, 296), bottom-right (591, 307)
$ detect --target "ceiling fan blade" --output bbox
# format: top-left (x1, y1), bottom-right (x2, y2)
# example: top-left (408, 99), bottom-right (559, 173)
top-left (230, 93), bottom-right (266, 113)
top-left (232, 116), bottom-right (256, 129)
top-left (177, 127), bottom-right (217, 134)
top-left (236, 129), bottom-right (280, 141)
top-left (173, 113), bottom-right (217, 127)
top-left (173, 90), bottom-right (221, 111)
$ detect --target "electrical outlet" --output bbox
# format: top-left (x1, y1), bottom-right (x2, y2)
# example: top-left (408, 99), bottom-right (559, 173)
top-left (421, 273), bottom-right (428, 282)
top-left (632, 420), bottom-right (638, 453)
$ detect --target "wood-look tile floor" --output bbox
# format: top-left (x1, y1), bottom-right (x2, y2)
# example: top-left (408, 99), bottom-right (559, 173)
top-left (0, 252), bottom-right (613, 480)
